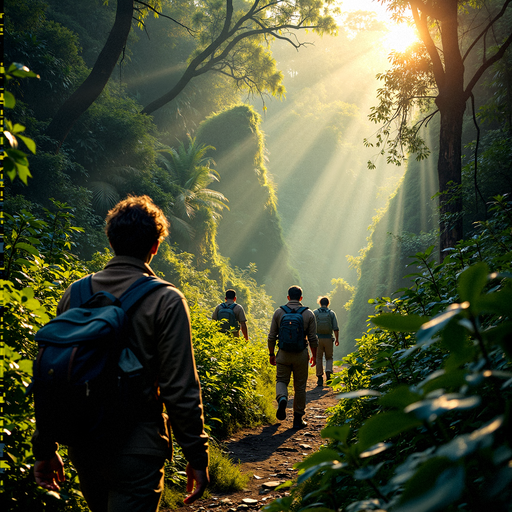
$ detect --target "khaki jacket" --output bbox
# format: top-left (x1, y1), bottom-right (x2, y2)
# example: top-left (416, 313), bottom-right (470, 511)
top-left (32, 256), bottom-right (209, 470)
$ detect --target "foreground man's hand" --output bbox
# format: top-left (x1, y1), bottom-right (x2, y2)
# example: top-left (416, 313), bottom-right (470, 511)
top-left (184, 463), bottom-right (209, 504)
top-left (34, 453), bottom-right (65, 492)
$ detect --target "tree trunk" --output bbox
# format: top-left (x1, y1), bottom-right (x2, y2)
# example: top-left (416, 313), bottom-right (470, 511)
top-left (45, 0), bottom-right (134, 152)
top-left (436, 99), bottom-right (465, 253)
top-left (434, 1), bottom-right (466, 255)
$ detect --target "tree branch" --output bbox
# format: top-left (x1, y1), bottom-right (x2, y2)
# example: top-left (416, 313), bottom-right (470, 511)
top-left (134, 0), bottom-right (195, 35)
top-left (45, 0), bottom-right (134, 151)
top-left (462, 0), bottom-right (512, 63)
top-left (464, 30), bottom-right (512, 99)
top-left (409, 2), bottom-right (446, 86)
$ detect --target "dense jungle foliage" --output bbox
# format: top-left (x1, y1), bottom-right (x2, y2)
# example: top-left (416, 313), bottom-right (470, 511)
top-left (3, 1), bottom-right (512, 511)
top-left (264, 197), bottom-right (512, 512)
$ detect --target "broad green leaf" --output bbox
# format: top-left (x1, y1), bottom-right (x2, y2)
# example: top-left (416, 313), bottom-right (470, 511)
top-left (359, 442), bottom-right (391, 458)
top-left (395, 459), bottom-right (464, 512)
top-left (476, 289), bottom-right (512, 316)
top-left (295, 449), bottom-right (342, 471)
top-left (14, 242), bottom-right (39, 256)
top-left (404, 394), bottom-right (481, 422)
top-left (353, 461), bottom-right (386, 480)
top-left (297, 460), bottom-right (347, 483)
top-left (14, 164), bottom-right (32, 185)
top-left (484, 321), bottom-right (512, 358)
top-left (379, 386), bottom-right (421, 409)
top-left (5, 90), bottom-right (15, 108)
top-left (420, 369), bottom-right (467, 395)
top-left (6, 148), bottom-right (29, 165)
top-left (321, 425), bottom-right (350, 443)
top-left (457, 262), bottom-right (489, 307)
top-left (416, 303), bottom-right (469, 344)
top-left (371, 313), bottom-right (428, 332)
top-left (436, 416), bottom-right (503, 460)
top-left (440, 319), bottom-right (467, 355)
top-left (18, 134), bottom-right (36, 154)
top-left (336, 389), bottom-right (381, 400)
top-left (358, 412), bottom-right (422, 451)
top-left (8, 62), bottom-right (39, 78)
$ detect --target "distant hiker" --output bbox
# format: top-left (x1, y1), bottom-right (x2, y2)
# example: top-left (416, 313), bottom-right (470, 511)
top-left (212, 289), bottom-right (249, 340)
top-left (314, 296), bottom-right (340, 387)
top-left (267, 285), bottom-right (318, 429)
top-left (32, 195), bottom-right (209, 510)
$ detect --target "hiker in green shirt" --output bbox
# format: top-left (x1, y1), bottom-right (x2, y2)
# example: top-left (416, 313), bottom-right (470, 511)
top-left (314, 297), bottom-right (339, 387)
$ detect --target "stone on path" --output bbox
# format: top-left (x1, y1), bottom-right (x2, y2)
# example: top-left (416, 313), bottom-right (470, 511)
top-left (262, 481), bottom-right (281, 489)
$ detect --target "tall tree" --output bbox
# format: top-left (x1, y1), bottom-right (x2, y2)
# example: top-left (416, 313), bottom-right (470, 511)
top-left (369, 0), bottom-right (512, 253)
top-left (44, 0), bottom-right (336, 150)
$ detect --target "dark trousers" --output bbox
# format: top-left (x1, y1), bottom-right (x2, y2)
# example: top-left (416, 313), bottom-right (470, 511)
top-left (69, 447), bottom-right (166, 512)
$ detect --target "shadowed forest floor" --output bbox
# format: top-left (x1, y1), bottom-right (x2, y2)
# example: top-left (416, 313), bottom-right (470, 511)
top-left (164, 371), bottom-right (339, 512)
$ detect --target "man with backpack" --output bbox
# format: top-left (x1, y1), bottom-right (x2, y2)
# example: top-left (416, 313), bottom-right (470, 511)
top-left (212, 289), bottom-right (249, 340)
top-left (314, 297), bottom-right (340, 387)
top-left (267, 285), bottom-right (318, 429)
top-left (32, 195), bottom-right (209, 511)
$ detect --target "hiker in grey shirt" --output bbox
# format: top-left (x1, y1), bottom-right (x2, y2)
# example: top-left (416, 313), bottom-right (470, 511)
top-left (314, 296), bottom-right (339, 387)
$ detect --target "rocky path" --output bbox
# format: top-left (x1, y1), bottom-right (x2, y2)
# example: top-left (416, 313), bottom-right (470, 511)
top-left (168, 373), bottom-right (339, 512)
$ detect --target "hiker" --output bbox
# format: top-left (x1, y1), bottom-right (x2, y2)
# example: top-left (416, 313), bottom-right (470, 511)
top-left (212, 289), bottom-right (249, 340)
top-left (32, 195), bottom-right (209, 511)
top-left (314, 296), bottom-right (340, 387)
top-left (267, 285), bottom-right (318, 429)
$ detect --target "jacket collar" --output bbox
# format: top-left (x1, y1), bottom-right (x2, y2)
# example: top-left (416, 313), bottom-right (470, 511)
top-left (104, 255), bottom-right (156, 276)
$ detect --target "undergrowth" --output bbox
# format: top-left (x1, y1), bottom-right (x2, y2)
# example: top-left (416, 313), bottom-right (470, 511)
top-left (264, 197), bottom-right (512, 512)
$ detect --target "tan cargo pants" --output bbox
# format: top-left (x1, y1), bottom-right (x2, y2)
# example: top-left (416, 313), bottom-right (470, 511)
top-left (316, 337), bottom-right (334, 377)
top-left (276, 348), bottom-right (310, 416)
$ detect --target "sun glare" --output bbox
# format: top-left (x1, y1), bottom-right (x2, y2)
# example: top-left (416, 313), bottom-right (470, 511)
top-left (383, 23), bottom-right (419, 53)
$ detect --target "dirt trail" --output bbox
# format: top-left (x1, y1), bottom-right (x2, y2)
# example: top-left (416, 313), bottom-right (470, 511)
top-left (167, 372), bottom-right (339, 512)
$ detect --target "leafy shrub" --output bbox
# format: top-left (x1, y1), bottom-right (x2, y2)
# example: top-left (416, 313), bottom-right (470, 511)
top-left (264, 195), bottom-right (512, 512)
top-left (3, 201), bottom-right (275, 509)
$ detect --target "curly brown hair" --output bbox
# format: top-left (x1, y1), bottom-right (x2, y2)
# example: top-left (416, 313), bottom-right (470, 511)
top-left (105, 195), bottom-right (169, 259)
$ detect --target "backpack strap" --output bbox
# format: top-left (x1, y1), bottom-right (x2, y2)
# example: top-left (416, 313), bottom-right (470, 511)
top-left (280, 305), bottom-right (292, 314)
top-left (119, 276), bottom-right (171, 313)
top-left (69, 275), bottom-right (94, 309)
top-left (297, 307), bottom-right (309, 314)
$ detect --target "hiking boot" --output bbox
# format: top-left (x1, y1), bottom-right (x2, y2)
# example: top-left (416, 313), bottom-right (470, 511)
top-left (326, 371), bottom-right (332, 382)
top-left (293, 414), bottom-right (307, 429)
top-left (317, 376), bottom-right (323, 387)
top-left (276, 397), bottom-right (287, 420)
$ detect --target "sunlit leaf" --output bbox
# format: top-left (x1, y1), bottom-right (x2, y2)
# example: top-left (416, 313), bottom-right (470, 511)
top-left (18, 134), bottom-right (36, 154)
top-left (359, 442), bottom-right (392, 458)
top-left (416, 303), bottom-right (469, 344)
top-left (436, 416), bottom-right (503, 460)
top-left (14, 242), bottom-right (39, 256)
top-left (5, 90), bottom-right (16, 108)
top-left (404, 394), bottom-right (481, 422)
top-left (336, 389), bottom-right (381, 399)
top-left (295, 449), bottom-right (341, 471)
top-left (371, 313), bottom-right (428, 332)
